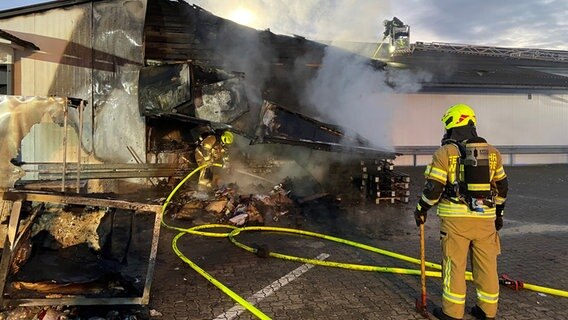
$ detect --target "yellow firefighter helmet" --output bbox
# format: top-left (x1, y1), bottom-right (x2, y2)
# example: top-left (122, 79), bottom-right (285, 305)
top-left (221, 131), bottom-right (234, 145)
top-left (441, 103), bottom-right (477, 130)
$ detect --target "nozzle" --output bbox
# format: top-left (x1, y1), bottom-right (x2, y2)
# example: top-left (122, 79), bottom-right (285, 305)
top-left (499, 274), bottom-right (524, 291)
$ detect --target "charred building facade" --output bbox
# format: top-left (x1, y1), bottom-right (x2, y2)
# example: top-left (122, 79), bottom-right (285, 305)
top-left (0, 0), bottom-right (395, 193)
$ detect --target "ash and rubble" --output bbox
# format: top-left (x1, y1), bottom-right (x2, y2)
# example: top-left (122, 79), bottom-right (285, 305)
top-left (165, 181), bottom-right (299, 227)
top-left (0, 157), bottom-right (376, 320)
top-left (0, 139), bottom-right (413, 320)
top-left (31, 206), bottom-right (108, 251)
top-left (0, 121), bottom-right (409, 319)
top-left (157, 147), bottom-right (409, 236)
top-left (0, 305), bottom-right (154, 320)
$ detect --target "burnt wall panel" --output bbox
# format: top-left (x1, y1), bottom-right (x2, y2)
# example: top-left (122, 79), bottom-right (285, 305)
top-left (139, 63), bottom-right (192, 115)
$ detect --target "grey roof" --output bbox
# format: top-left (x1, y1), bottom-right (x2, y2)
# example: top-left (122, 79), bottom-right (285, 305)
top-left (389, 47), bottom-right (568, 90)
top-left (321, 41), bottom-right (568, 90)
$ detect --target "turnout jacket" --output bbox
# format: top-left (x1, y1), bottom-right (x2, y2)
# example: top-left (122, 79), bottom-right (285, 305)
top-left (417, 143), bottom-right (508, 218)
top-left (195, 134), bottom-right (227, 166)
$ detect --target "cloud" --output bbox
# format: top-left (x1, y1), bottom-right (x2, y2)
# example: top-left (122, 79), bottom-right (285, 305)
top-left (188, 0), bottom-right (568, 50)
top-left (390, 0), bottom-right (568, 50)
top-left (189, 0), bottom-right (389, 42)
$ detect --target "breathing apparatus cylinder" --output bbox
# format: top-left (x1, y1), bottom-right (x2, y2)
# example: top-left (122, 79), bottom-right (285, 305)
top-left (459, 137), bottom-right (492, 212)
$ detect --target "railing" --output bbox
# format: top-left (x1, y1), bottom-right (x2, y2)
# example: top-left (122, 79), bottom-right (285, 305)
top-left (412, 42), bottom-right (568, 63)
top-left (20, 162), bottom-right (190, 180)
top-left (15, 163), bottom-right (193, 191)
top-left (395, 145), bottom-right (568, 166)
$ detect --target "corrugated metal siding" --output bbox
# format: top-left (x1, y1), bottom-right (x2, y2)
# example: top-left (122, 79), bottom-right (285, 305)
top-left (0, 5), bottom-right (93, 97)
top-left (0, 4), bottom-right (94, 167)
top-left (0, 44), bottom-right (13, 64)
top-left (21, 123), bottom-right (80, 163)
top-left (1, 0), bottom-right (565, 168)
top-left (0, 1), bottom-right (149, 168)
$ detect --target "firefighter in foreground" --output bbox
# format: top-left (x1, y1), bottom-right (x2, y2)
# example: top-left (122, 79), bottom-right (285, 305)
top-left (413, 104), bottom-right (508, 320)
top-left (194, 129), bottom-right (233, 191)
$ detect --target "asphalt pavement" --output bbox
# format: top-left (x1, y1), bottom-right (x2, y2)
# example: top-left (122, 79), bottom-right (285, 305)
top-left (148, 164), bottom-right (568, 320)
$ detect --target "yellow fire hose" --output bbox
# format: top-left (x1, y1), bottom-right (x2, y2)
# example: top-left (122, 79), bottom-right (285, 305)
top-left (159, 164), bottom-right (568, 320)
top-left (159, 164), bottom-right (271, 319)
top-left (228, 226), bottom-right (443, 277)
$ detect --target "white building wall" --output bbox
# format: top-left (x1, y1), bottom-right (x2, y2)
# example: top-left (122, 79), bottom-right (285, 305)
top-left (392, 91), bottom-right (568, 166)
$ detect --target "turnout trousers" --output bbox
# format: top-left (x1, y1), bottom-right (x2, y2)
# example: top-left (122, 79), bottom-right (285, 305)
top-left (440, 217), bottom-right (501, 319)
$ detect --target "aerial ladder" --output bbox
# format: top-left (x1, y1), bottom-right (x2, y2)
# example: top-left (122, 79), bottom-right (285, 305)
top-left (373, 17), bottom-right (568, 63)
top-left (412, 42), bottom-right (568, 63)
top-left (372, 17), bottom-right (411, 59)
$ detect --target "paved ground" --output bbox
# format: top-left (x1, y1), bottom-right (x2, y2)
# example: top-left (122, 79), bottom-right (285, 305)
top-left (148, 164), bottom-right (568, 320)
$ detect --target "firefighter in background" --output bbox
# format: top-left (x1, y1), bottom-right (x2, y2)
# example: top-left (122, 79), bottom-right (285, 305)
top-left (413, 104), bottom-right (508, 320)
top-left (194, 129), bottom-right (233, 191)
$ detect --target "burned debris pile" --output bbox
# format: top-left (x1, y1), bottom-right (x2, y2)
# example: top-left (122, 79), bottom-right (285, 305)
top-left (162, 155), bottom-right (410, 232)
top-left (165, 181), bottom-right (301, 227)
top-left (0, 192), bottom-right (163, 314)
top-left (4, 201), bottom-right (149, 299)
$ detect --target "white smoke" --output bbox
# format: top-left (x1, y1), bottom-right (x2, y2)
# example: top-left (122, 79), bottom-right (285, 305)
top-left (188, 0), bottom-right (431, 151)
top-left (188, 0), bottom-right (431, 196)
top-left (310, 53), bottom-right (434, 149)
top-left (304, 49), bottom-right (395, 149)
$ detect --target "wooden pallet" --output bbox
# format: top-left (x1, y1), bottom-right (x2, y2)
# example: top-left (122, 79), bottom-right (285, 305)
top-left (359, 159), bottom-right (411, 204)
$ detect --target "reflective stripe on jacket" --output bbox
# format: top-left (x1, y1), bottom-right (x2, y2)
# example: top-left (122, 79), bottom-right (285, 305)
top-left (422, 143), bottom-right (507, 218)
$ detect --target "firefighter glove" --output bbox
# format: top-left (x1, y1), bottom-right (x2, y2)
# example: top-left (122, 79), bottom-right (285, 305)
top-left (495, 216), bottom-right (503, 231)
top-left (414, 209), bottom-right (427, 227)
top-left (496, 204), bottom-right (505, 217)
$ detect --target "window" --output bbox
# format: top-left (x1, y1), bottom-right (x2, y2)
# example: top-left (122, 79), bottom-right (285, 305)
top-left (0, 64), bottom-right (12, 94)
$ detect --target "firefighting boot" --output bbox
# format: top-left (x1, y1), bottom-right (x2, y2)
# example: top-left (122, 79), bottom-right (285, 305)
top-left (470, 305), bottom-right (495, 320)
top-left (433, 307), bottom-right (462, 320)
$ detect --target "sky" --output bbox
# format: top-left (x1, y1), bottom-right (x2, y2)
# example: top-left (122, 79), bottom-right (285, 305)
top-left (1, 0), bottom-right (566, 50)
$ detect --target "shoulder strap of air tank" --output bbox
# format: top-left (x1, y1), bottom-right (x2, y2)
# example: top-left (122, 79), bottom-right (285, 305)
top-left (442, 139), bottom-right (465, 158)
